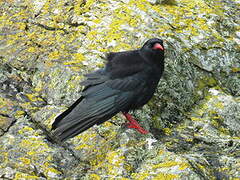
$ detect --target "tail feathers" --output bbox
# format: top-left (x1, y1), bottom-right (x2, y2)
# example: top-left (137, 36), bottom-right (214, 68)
top-left (53, 117), bottom-right (96, 141)
top-left (52, 96), bottom-right (118, 142)
top-left (52, 111), bottom-right (117, 142)
top-left (52, 96), bottom-right (83, 130)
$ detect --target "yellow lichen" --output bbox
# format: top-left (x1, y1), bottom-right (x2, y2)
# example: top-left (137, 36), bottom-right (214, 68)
top-left (103, 121), bottom-right (114, 127)
top-left (34, 81), bottom-right (44, 92)
top-left (25, 93), bottom-right (44, 102)
top-left (44, 167), bottom-right (61, 175)
top-left (232, 67), bottom-right (240, 73)
top-left (75, 143), bottom-right (91, 150)
top-left (15, 172), bottom-right (39, 180)
top-left (63, 53), bottom-right (85, 65)
top-left (191, 117), bottom-right (201, 121)
top-left (153, 173), bottom-right (178, 180)
top-left (89, 174), bottom-right (101, 180)
top-left (0, 116), bottom-right (8, 127)
top-left (19, 157), bottom-right (31, 165)
top-left (48, 50), bottom-right (60, 60)
top-left (214, 102), bottom-right (224, 109)
top-left (132, 172), bottom-right (150, 180)
top-left (18, 126), bottom-right (34, 135)
top-left (14, 110), bottom-right (25, 118)
top-left (178, 163), bottom-right (189, 170)
top-left (0, 97), bottom-right (13, 108)
top-left (27, 47), bottom-right (36, 53)
top-left (163, 128), bottom-right (172, 135)
top-left (0, 0), bottom-right (238, 178)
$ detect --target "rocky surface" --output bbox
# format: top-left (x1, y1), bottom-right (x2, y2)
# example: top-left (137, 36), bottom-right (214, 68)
top-left (0, 0), bottom-right (239, 179)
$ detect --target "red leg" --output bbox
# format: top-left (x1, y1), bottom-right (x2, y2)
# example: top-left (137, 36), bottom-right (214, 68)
top-left (122, 112), bottom-right (148, 134)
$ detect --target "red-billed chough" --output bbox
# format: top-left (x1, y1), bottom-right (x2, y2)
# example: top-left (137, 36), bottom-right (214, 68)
top-left (52, 38), bottom-right (165, 141)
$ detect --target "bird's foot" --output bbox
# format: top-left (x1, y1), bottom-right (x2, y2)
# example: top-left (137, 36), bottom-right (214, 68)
top-left (122, 112), bottom-right (148, 134)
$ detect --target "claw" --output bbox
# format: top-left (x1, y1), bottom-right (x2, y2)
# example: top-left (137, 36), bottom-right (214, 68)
top-left (123, 112), bottom-right (148, 134)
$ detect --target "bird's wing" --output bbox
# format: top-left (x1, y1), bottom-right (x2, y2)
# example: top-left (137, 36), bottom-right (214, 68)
top-left (52, 73), bottom-right (146, 142)
top-left (51, 69), bottom-right (107, 130)
top-left (80, 68), bottom-right (108, 89)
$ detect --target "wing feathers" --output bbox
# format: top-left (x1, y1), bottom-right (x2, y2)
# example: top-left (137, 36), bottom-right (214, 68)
top-left (53, 95), bottom-right (118, 141)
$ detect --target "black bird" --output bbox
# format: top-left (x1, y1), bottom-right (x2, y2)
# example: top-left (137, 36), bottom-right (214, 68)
top-left (52, 38), bottom-right (165, 141)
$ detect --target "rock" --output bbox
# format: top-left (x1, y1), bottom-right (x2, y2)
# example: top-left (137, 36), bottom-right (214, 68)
top-left (0, 0), bottom-right (239, 179)
top-left (157, 88), bottom-right (240, 179)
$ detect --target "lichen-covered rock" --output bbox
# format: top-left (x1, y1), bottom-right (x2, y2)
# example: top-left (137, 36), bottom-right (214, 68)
top-left (0, 97), bottom-right (16, 136)
top-left (0, 115), bottom-right (79, 179)
top-left (0, 0), bottom-right (239, 179)
top-left (158, 88), bottom-right (240, 179)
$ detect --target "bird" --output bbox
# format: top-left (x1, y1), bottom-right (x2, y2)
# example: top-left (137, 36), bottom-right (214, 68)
top-left (52, 38), bottom-right (165, 142)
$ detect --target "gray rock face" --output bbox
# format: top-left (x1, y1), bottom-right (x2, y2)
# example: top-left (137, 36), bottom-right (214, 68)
top-left (0, 0), bottom-right (239, 179)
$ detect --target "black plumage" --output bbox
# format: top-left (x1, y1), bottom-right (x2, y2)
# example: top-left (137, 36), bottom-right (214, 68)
top-left (52, 38), bottom-right (165, 141)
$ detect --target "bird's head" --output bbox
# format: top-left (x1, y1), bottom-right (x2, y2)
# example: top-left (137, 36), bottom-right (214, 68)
top-left (140, 38), bottom-right (165, 64)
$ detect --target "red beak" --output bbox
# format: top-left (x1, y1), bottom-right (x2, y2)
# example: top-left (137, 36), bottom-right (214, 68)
top-left (153, 43), bottom-right (164, 51)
